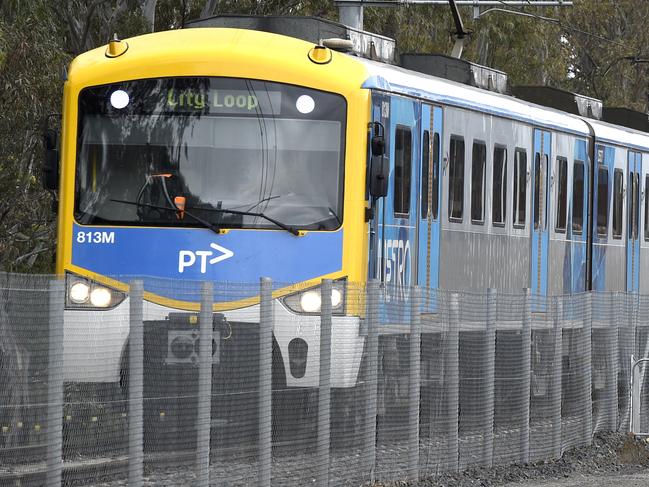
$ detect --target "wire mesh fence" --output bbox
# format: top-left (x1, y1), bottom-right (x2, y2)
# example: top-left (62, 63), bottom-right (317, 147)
top-left (1, 275), bottom-right (648, 486)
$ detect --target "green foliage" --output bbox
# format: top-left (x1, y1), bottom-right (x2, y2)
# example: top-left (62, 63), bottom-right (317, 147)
top-left (561, 0), bottom-right (649, 110)
top-left (364, 1), bottom-right (649, 109)
top-left (366, 5), bottom-right (570, 88)
top-left (0, 0), bottom-right (70, 272)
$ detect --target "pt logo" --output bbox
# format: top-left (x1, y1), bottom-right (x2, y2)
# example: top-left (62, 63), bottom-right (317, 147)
top-left (178, 243), bottom-right (234, 273)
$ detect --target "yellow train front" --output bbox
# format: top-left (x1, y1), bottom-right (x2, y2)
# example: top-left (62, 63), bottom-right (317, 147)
top-left (55, 21), bottom-right (374, 418)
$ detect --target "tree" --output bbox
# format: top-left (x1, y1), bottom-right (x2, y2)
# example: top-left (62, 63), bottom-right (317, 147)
top-left (561, 0), bottom-right (649, 110)
top-left (0, 1), bottom-right (69, 273)
top-left (0, 0), bottom-right (150, 273)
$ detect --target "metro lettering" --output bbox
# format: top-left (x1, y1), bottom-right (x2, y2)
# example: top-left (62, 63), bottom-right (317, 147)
top-left (379, 239), bottom-right (410, 286)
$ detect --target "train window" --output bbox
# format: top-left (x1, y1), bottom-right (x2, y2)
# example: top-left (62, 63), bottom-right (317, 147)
top-left (492, 146), bottom-right (507, 226)
top-left (597, 166), bottom-right (609, 236)
top-left (645, 175), bottom-right (649, 241)
top-left (629, 172), bottom-right (639, 240)
top-left (471, 141), bottom-right (486, 224)
top-left (394, 125), bottom-right (412, 216)
top-left (572, 160), bottom-right (584, 234)
top-left (612, 168), bottom-right (623, 239)
top-left (533, 154), bottom-right (547, 230)
top-left (513, 149), bottom-right (527, 228)
top-left (432, 133), bottom-right (440, 220)
top-left (448, 136), bottom-right (464, 222)
top-left (555, 157), bottom-right (568, 232)
top-left (421, 130), bottom-right (430, 219)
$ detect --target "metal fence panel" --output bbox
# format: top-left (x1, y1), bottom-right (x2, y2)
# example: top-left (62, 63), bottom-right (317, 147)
top-left (1, 275), bottom-right (649, 486)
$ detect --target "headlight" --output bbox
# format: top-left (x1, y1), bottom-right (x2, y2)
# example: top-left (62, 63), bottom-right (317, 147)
top-left (299, 291), bottom-right (322, 313)
top-left (66, 274), bottom-right (126, 310)
top-left (282, 279), bottom-right (346, 315)
top-left (89, 287), bottom-right (112, 308)
top-left (69, 282), bottom-right (90, 303)
top-left (331, 288), bottom-right (342, 308)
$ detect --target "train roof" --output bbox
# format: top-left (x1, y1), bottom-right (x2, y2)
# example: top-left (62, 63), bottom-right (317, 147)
top-left (66, 27), bottom-right (369, 106)
top-left (359, 58), bottom-right (591, 137)
top-left (587, 118), bottom-right (649, 152)
top-left (357, 57), bottom-right (649, 152)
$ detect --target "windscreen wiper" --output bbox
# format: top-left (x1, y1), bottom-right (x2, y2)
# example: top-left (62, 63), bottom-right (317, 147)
top-left (110, 199), bottom-right (301, 236)
top-left (111, 199), bottom-right (223, 235)
top-left (185, 204), bottom-right (301, 236)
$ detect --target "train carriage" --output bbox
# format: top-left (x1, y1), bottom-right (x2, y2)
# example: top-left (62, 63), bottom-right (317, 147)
top-left (362, 60), bottom-right (594, 297)
top-left (44, 16), bottom-right (649, 408)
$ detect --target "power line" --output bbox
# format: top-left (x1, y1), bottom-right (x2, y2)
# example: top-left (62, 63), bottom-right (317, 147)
top-left (485, 0), bottom-right (631, 51)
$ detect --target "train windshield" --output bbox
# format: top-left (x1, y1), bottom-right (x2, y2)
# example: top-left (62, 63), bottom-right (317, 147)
top-left (75, 78), bottom-right (346, 231)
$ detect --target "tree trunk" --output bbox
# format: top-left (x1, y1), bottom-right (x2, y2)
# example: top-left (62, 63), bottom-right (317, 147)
top-left (141, 0), bottom-right (157, 32)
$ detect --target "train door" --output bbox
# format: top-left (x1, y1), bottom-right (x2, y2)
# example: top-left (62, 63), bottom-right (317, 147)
top-left (627, 151), bottom-right (642, 292)
top-left (531, 129), bottom-right (551, 298)
top-left (569, 140), bottom-right (589, 293)
top-left (591, 145), bottom-right (616, 291)
top-left (417, 104), bottom-right (442, 292)
top-left (368, 92), bottom-right (389, 281)
top-left (372, 94), bottom-right (419, 302)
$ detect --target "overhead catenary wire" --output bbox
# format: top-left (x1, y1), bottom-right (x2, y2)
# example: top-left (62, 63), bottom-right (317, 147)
top-left (480, 1), bottom-right (632, 51)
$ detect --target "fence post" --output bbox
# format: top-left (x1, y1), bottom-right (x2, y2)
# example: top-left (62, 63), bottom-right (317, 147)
top-left (618, 293), bottom-right (634, 432)
top-left (447, 293), bottom-right (460, 472)
top-left (619, 293), bottom-right (639, 431)
top-left (551, 296), bottom-right (562, 459)
top-left (408, 286), bottom-right (421, 481)
top-left (606, 293), bottom-right (623, 431)
top-left (365, 280), bottom-right (379, 483)
top-left (583, 293), bottom-right (593, 446)
top-left (317, 279), bottom-right (332, 487)
top-left (630, 293), bottom-right (639, 431)
top-left (196, 281), bottom-right (214, 487)
top-left (631, 355), bottom-right (640, 434)
top-left (259, 278), bottom-right (273, 487)
top-left (604, 293), bottom-right (620, 431)
top-left (520, 288), bottom-right (532, 464)
top-left (128, 280), bottom-right (144, 487)
top-left (46, 279), bottom-right (64, 487)
top-left (484, 288), bottom-right (496, 467)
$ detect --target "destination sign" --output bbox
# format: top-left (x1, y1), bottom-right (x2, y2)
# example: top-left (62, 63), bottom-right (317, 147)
top-left (165, 88), bottom-right (282, 114)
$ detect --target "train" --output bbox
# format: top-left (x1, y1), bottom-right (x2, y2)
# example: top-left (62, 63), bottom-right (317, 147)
top-left (44, 15), bottom-right (649, 401)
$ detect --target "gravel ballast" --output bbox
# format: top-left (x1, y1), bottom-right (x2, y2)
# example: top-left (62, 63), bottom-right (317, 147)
top-left (373, 433), bottom-right (649, 487)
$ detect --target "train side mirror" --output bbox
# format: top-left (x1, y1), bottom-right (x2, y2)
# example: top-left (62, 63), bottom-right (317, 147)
top-left (369, 155), bottom-right (388, 198)
top-left (43, 127), bottom-right (59, 191)
top-left (369, 122), bottom-right (388, 198)
top-left (371, 128), bottom-right (385, 157)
